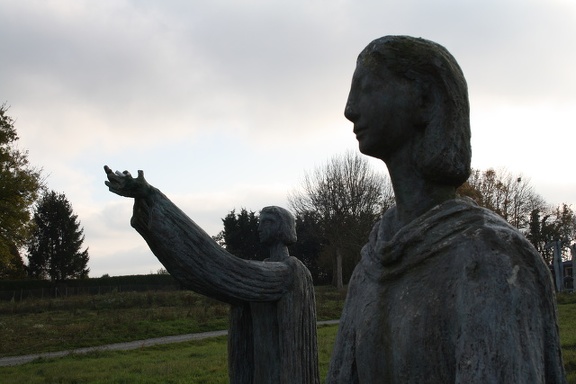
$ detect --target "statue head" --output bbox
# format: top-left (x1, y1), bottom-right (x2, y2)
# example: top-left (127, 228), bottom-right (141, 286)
top-left (258, 206), bottom-right (297, 246)
top-left (351, 35), bottom-right (471, 187)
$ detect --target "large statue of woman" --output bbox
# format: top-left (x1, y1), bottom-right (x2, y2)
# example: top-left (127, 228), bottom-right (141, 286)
top-left (102, 169), bottom-right (319, 384)
top-left (326, 35), bottom-right (566, 383)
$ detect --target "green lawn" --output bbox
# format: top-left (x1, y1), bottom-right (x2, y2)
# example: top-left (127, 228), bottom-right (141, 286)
top-left (1, 288), bottom-right (575, 383)
top-left (0, 325), bottom-right (338, 383)
top-left (0, 287), bottom-right (346, 357)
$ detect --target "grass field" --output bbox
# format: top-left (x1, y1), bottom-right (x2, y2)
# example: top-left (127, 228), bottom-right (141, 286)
top-left (1, 287), bottom-right (575, 383)
top-left (0, 286), bottom-right (345, 357)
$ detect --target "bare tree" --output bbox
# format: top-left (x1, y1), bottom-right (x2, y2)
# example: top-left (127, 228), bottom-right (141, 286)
top-left (289, 151), bottom-right (393, 288)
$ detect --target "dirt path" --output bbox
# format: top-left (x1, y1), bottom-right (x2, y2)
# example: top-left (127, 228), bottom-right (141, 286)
top-left (0, 320), bottom-right (339, 367)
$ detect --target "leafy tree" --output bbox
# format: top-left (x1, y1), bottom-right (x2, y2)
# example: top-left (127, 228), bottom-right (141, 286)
top-left (552, 204), bottom-right (576, 246)
top-left (458, 168), bottom-right (545, 230)
top-left (457, 167), bottom-right (576, 265)
top-left (27, 190), bottom-right (89, 281)
top-left (526, 208), bottom-right (557, 264)
top-left (0, 104), bottom-right (43, 278)
top-left (215, 208), bottom-right (329, 283)
top-left (214, 208), bottom-right (267, 261)
top-left (457, 168), bottom-right (576, 264)
top-left (527, 204), bottom-right (576, 264)
top-left (289, 151), bottom-right (393, 288)
top-left (289, 210), bottom-right (327, 285)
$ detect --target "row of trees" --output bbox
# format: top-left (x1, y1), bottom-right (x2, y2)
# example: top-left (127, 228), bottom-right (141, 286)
top-left (216, 152), bottom-right (576, 286)
top-left (4, 96), bottom-right (572, 284)
top-left (0, 105), bottom-right (89, 281)
top-left (458, 168), bottom-right (576, 264)
top-left (213, 152), bottom-right (394, 287)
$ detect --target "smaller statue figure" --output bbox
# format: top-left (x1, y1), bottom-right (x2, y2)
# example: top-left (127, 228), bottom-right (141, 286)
top-left (104, 166), bottom-right (319, 384)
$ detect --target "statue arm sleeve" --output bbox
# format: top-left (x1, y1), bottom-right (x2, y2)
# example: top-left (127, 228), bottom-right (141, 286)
top-left (130, 188), bottom-right (291, 305)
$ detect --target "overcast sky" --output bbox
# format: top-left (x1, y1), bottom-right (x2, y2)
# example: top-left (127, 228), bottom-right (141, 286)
top-left (1, 0), bottom-right (575, 277)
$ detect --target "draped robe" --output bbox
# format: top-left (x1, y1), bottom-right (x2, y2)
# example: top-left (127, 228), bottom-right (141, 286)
top-left (327, 198), bottom-right (565, 383)
top-left (129, 188), bottom-right (319, 384)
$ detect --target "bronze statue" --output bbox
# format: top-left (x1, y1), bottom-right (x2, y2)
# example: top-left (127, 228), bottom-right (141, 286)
top-left (103, 168), bottom-right (319, 384)
top-left (326, 35), bottom-right (565, 383)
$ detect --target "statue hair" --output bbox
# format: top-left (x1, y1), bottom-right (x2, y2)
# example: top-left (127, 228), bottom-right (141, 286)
top-left (260, 206), bottom-right (297, 245)
top-left (359, 35), bottom-right (471, 187)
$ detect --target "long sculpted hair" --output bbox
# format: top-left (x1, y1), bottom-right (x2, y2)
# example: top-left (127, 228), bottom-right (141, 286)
top-left (358, 35), bottom-right (471, 187)
top-left (260, 206), bottom-right (297, 246)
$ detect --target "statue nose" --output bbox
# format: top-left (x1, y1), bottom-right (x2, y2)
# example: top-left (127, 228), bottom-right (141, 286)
top-left (344, 102), bottom-right (359, 122)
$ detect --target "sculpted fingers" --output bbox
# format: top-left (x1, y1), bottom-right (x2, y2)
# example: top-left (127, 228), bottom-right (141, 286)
top-left (103, 165), bottom-right (150, 198)
top-left (104, 165), bottom-right (116, 188)
top-left (104, 165), bottom-right (130, 195)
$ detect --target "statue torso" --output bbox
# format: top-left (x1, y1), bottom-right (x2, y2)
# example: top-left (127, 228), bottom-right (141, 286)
top-left (327, 199), bottom-right (565, 383)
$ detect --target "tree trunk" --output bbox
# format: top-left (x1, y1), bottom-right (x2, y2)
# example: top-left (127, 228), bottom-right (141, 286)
top-left (332, 248), bottom-right (343, 289)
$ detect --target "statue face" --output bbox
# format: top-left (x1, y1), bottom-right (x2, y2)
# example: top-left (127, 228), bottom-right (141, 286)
top-left (258, 213), bottom-right (280, 245)
top-left (345, 63), bottom-right (423, 160)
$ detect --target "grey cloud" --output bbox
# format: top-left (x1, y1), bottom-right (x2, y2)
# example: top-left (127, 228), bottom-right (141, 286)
top-left (1, 0), bottom-right (573, 160)
top-left (2, 0), bottom-right (574, 277)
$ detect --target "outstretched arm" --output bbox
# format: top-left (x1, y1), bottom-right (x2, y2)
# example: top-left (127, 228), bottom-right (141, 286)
top-left (103, 166), bottom-right (292, 305)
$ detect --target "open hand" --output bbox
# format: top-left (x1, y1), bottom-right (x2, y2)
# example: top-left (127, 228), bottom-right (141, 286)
top-left (104, 165), bottom-right (151, 198)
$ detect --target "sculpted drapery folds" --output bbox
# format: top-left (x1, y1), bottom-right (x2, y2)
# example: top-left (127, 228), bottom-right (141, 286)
top-left (104, 168), bottom-right (319, 384)
top-left (327, 36), bottom-right (565, 383)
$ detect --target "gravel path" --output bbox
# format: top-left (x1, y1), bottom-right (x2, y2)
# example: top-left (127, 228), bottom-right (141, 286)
top-left (0, 319), bottom-right (339, 367)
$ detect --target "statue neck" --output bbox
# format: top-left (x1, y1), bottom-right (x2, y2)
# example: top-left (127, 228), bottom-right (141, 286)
top-left (385, 152), bottom-right (456, 228)
top-left (267, 242), bottom-right (290, 262)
